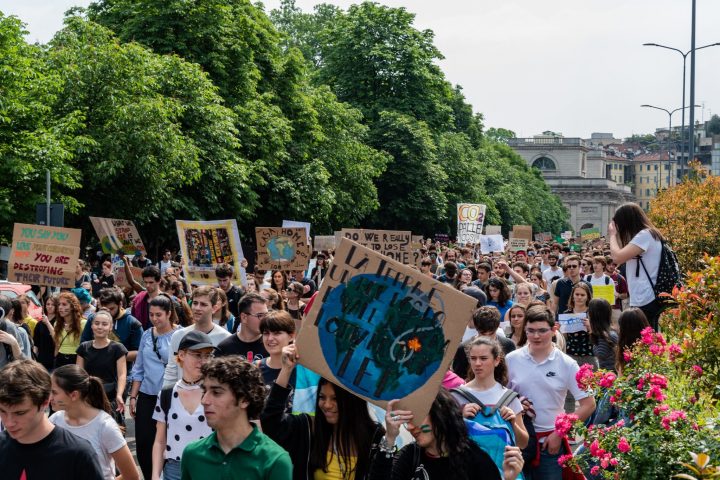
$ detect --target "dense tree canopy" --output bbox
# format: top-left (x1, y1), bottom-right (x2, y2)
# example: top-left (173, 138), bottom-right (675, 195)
top-left (0, 0), bottom-right (569, 246)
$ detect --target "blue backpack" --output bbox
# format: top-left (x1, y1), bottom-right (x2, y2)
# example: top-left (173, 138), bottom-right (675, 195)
top-left (452, 387), bottom-right (523, 479)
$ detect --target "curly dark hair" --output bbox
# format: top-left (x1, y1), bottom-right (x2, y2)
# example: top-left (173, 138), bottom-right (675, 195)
top-left (200, 357), bottom-right (266, 419)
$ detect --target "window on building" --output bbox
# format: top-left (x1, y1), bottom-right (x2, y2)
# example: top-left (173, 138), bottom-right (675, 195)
top-left (531, 156), bottom-right (556, 171)
top-left (665, 164), bottom-right (669, 171)
top-left (654, 164), bottom-right (658, 171)
top-left (646, 188), bottom-right (650, 196)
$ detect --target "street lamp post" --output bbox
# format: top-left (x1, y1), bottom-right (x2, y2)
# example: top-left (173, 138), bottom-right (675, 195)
top-left (642, 41), bottom-right (720, 178)
top-left (641, 104), bottom-right (700, 188)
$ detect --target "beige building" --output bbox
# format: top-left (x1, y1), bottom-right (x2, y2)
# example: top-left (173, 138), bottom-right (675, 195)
top-left (632, 152), bottom-right (678, 210)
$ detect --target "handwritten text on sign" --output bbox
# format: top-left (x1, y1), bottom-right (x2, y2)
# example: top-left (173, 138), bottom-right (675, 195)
top-left (340, 229), bottom-right (411, 264)
top-left (9, 223), bottom-right (81, 288)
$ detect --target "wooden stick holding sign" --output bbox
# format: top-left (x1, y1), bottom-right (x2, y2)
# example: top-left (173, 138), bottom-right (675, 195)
top-left (295, 238), bottom-right (477, 425)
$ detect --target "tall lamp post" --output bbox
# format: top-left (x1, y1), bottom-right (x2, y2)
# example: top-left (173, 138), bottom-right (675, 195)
top-left (642, 41), bottom-right (720, 178)
top-left (641, 104), bottom-right (700, 188)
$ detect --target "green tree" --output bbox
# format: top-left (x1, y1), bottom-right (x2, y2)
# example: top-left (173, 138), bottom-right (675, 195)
top-left (0, 13), bottom-right (85, 241)
top-left (485, 127), bottom-right (516, 144)
top-left (706, 114), bottom-right (720, 136)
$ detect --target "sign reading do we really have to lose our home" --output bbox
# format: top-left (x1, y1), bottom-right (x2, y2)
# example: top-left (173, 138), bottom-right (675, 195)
top-left (296, 238), bottom-right (477, 424)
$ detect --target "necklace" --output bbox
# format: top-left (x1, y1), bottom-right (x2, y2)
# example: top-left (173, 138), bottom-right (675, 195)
top-left (177, 378), bottom-right (202, 391)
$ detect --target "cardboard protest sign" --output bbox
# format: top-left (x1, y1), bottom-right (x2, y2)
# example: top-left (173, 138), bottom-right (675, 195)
top-left (535, 232), bottom-right (553, 243)
top-left (313, 236), bottom-right (336, 253)
top-left (561, 231), bottom-right (574, 240)
top-left (509, 238), bottom-right (529, 252)
top-left (90, 217), bottom-right (146, 256)
top-left (485, 225), bottom-right (502, 235)
top-left (411, 235), bottom-right (424, 250)
top-left (558, 313), bottom-right (587, 334)
top-left (282, 220), bottom-right (311, 242)
top-left (176, 220), bottom-right (247, 286)
top-left (434, 233), bottom-right (450, 244)
top-left (296, 238), bottom-right (477, 424)
top-left (8, 223), bottom-right (81, 288)
top-left (340, 229), bottom-right (412, 265)
top-left (112, 257), bottom-right (144, 289)
top-left (255, 227), bottom-right (310, 271)
top-left (580, 227), bottom-right (601, 241)
top-left (456, 203), bottom-right (486, 245)
top-left (592, 284), bottom-right (616, 305)
top-left (512, 225), bottom-right (533, 241)
top-left (480, 235), bottom-right (504, 254)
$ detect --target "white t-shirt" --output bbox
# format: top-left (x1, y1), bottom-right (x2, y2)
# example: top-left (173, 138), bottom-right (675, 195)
top-left (452, 382), bottom-right (524, 414)
top-left (506, 346), bottom-right (589, 433)
top-left (626, 229), bottom-right (662, 307)
top-left (542, 267), bottom-right (563, 286)
top-left (49, 410), bottom-right (126, 480)
top-left (152, 383), bottom-right (213, 461)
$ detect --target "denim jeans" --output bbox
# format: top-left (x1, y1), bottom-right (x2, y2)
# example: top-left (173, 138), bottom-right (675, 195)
top-left (533, 448), bottom-right (563, 480)
top-left (163, 459), bottom-right (181, 480)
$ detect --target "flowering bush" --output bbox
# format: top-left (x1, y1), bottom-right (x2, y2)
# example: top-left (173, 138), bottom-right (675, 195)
top-left (556, 327), bottom-right (720, 479)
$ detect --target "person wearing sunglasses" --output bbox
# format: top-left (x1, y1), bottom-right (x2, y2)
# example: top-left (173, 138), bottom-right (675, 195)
top-left (216, 292), bottom-right (269, 363)
top-left (550, 255), bottom-right (590, 316)
top-left (506, 305), bottom-right (596, 479)
top-left (152, 330), bottom-right (215, 480)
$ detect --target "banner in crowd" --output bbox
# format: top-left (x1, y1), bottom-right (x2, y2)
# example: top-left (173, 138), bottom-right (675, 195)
top-left (592, 284), bottom-right (616, 305)
top-left (535, 232), bottom-right (553, 243)
top-left (8, 223), bottom-right (81, 288)
top-left (434, 233), bottom-right (450, 243)
top-left (255, 227), bottom-right (311, 271)
top-left (456, 203), bottom-right (486, 245)
top-left (176, 219), bottom-right (246, 286)
top-left (296, 238), bottom-right (477, 423)
top-left (558, 312), bottom-right (587, 334)
top-left (485, 225), bottom-right (501, 235)
top-left (282, 220), bottom-right (311, 242)
top-left (580, 227), bottom-right (601, 241)
top-left (340, 229), bottom-right (412, 264)
top-left (89, 217), bottom-right (146, 256)
top-left (313, 236), bottom-right (336, 253)
top-left (479, 235), bottom-right (504, 254)
top-left (561, 231), bottom-right (574, 240)
top-left (508, 238), bottom-right (529, 252)
top-left (512, 225), bottom-right (533, 241)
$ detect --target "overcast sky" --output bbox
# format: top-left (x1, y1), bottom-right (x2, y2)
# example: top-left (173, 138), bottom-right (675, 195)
top-left (4, 0), bottom-right (720, 139)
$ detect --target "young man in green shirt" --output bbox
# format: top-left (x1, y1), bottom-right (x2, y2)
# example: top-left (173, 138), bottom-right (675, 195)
top-left (181, 356), bottom-right (292, 480)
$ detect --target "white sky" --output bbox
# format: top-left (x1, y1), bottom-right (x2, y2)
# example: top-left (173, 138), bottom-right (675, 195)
top-left (4, 0), bottom-right (720, 139)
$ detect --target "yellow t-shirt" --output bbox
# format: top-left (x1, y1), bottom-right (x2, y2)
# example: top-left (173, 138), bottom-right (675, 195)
top-left (57, 319), bottom-right (87, 355)
top-left (313, 451), bottom-right (357, 480)
top-left (23, 316), bottom-right (37, 337)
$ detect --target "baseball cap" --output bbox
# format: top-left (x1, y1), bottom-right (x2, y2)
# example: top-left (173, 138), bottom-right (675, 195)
top-left (178, 330), bottom-right (214, 351)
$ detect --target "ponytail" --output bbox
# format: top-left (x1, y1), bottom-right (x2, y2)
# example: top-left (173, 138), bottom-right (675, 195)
top-left (52, 365), bottom-right (112, 414)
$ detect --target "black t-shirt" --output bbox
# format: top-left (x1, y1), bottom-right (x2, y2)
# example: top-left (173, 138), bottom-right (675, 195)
top-left (553, 278), bottom-right (591, 315)
top-left (224, 284), bottom-right (245, 319)
top-left (76, 341), bottom-right (128, 393)
top-left (33, 320), bottom-right (56, 371)
top-left (383, 443), bottom-right (500, 480)
top-left (215, 334), bottom-right (269, 363)
top-left (0, 425), bottom-right (104, 480)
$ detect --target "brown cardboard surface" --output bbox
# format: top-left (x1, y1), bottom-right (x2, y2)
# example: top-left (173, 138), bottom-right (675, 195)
top-left (509, 238), bottom-right (529, 252)
top-left (512, 225), bottom-right (533, 241)
top-left (295, 238), bottom-right (477, 425)
top-left (89, 216), bottom-right (146, 255)
top-left (485, 225), bottom-right (502, 235)
top-left (255, 227), bottom-right (310, 271)
top-left (313, 235), bottom-right (336, 253)
top-left (8, 223), bottom-right (81, 288)
top-left (340, 229), bottom-right (412, 264)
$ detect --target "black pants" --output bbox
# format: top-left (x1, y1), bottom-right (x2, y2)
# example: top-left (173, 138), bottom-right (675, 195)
top-left (136, 392), bottom-right (158, 480)
top-left (54, 353), bottom-right (76, 368)
top-left (640, 299), bottom-right (664, 331)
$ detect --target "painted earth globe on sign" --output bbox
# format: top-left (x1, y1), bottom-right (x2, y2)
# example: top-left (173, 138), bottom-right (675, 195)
top-left (267, 235), bottom-right (296, 261)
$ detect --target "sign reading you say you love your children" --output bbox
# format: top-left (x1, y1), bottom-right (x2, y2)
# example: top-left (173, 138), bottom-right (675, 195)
top-left (296, 238), bottom-right (477, 424)
top-left (8, 223), bottom-right (82, 288)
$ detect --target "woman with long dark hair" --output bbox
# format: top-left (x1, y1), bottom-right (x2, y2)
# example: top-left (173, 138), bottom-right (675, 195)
top-left (484, 277), bottom-right (514, 321)
top-left (34, 294), bottom-right (58, 370)
top-left (584, 299), bottom-right (618, 371)
top-left (261, 344), bottom-right (384, 480)
top-left (49, 365), bottom-right (139, 480)
top-left (616, 308), bottom-right (650, 374)
top-left (53, 292), bottom-right (86, 368)
top-left (369, 389), bottom-right (524, 480)
top-left (506, 305), bottom-right (527, 347)
top-left (128, 294), bottom-right (179, 480)
top-left (608, 202), bottom-right (665, 330)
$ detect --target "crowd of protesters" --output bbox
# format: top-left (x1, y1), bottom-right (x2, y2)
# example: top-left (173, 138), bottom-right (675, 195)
top-left (0, 202), bottom-right (670, 479)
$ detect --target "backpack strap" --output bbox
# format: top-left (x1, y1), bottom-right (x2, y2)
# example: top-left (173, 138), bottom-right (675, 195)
top-left (495, 389), bottom-right (519, 411)
top-left (452, 387), bottom-right (517, 416)
top-left (160, 386), bottom-right (173, 425)
top-left (451, 387), bottom-right (488, 410)
top-left (585, 275), bottom-right (592, 283)
top-left (605, 276), bottom-right (610, 285)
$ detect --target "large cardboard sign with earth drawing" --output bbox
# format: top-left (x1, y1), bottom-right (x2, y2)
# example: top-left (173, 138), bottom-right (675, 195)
top-left (296, 238), bottom-right (477, 424)
top-left (255, 227), bottom-right (310, 271)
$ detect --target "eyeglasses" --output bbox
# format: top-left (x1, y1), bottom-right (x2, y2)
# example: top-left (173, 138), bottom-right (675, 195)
top-left (525, 328), bottom-right (552, 336)
top-left (246, 312), bottom-right (268, 320)
top-left (566, 265), bottom-right (579, 269)
top-left (187, 351), bottom-right (214, 360)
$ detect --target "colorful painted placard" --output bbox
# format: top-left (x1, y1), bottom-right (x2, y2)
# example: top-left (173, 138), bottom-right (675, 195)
top-left (89, 216), bottom-right (146, 256)
top-left (176, 219), bottom-right (247, 286)
top-left (456, 203), bottom-right (486, 246)
top-left (255, 227), bottom-right (311, 271)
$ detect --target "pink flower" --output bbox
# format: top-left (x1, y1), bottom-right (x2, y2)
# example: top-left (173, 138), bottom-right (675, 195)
top-left (617, 437), bottom-right (631, 453)
top-left (558, 454), bottom-right (574, 467)
top-left (623, 350), bottom-right (632, 363)
top-left (668, 343), bottom-right (682, 360)
top-left (692, 365), bottom-right (703, 377)
top-left (640, 327), bottom-right (655, 345)
top-left (649, 374), bottom-right (668, 389)
top-left (649, 344), bottom-right (665, 356)
top-left (589, 440), bottom-right (606, 458)
top-left (646, 385), bottom-right (666, 402)
top-left (599, 372), bottom-right (617, 388)
top-left (590, 466), bottom-right (601, 476)
top-left (555, 413), bottom-right (579, 437)
top-left (576, 363), bottom-right (595, 389)
top-left (653, 404), bottom-right (670, 416)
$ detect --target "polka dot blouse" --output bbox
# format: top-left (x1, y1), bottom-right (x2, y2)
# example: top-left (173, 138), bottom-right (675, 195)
top-left (152, 384), bottom-right (213, 461)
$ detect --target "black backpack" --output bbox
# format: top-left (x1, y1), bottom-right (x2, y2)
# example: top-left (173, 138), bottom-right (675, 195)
top-left (638, 240), bottom-right (683, 306)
